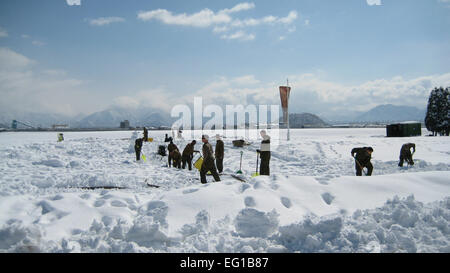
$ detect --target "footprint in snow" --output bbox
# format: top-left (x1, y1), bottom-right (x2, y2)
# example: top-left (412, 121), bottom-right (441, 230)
top-left (240, 183), bottom-right (251, 193)
top-left (280, 197), bottom-right (292, 208)
top-left (183, 188), bottom-right (199, 194)
top-left (111, 200), bottom-right (127, 207)
top-left (94, 199), bottom-right (106, 207)
top-left (321, 192), bottom-right (335, 205)
top-left (244, 196), bottom-right (256, 207)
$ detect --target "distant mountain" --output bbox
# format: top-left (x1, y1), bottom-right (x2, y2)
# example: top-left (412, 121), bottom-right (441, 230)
top-left (77, 107), bottom-right (174, 128)
top-left (78, 107), bottom-right (138, 128)
top-left (281, 113), bottom-right (328, 128)
top-left (354, 104), bottom-right (426, 123)
top-left (141, 111), bottom-right (174, 128)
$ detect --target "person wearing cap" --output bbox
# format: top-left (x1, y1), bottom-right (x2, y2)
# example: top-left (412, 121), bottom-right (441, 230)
top-left (398, 143), bottom-right (415, 167)
top-left (182, 140), bottom-right (199, 170)
top-left (200, 135), bottom-right (221, 184)
top-left (256, 130), bottom-right (271, 175)
top-left (215, 134), bottom-right (224, 174)
top-left (351, 146), bottom-right (374, 176)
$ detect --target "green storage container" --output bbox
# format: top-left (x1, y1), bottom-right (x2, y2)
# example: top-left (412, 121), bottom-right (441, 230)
top-left (386, 122), bottom-right (421, 137)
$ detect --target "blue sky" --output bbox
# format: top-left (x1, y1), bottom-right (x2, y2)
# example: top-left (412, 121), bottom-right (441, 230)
top-left (0, 0), bottom-right (449, 118)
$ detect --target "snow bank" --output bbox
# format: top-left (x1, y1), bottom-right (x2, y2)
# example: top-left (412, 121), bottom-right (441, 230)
top-left (1, 195), bottom-right (448, 253)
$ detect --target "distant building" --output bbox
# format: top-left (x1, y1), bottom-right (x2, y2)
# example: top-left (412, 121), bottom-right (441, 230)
top-left (120, 120), bottom-right (130, 129)
top-left (386, 122), bottom-right (421, 137)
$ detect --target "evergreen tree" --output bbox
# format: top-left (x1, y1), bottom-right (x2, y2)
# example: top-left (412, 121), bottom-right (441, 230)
top-left (425, 87), bottom-right (450, 136)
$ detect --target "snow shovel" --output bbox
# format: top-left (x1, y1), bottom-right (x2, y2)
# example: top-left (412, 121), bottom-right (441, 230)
top-left (252, 151), bottom-right (260, 177)
top-left (236, 151), bottom-right (243, 174)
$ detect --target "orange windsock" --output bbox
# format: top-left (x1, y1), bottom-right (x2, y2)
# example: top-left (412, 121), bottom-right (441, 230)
top-left (279, 86), bottom-right (291, 123)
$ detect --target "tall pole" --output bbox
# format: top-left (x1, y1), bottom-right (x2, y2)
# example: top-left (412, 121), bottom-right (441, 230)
top-left (287, 79), bottom-right (290, 141)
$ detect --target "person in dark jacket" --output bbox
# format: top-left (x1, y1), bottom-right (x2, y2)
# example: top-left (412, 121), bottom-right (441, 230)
top-left (351, 147), bottom-right (374, 176)
top-left (200, 135), bottom-right (221, 184)
top-left (182, 140), bottom-right (199, 170)
top-left (164, 134), bottom-right (172, 142)
top-left (134, 137), bottom-right (144, 161)
top-left (256, 130), bottom-right (271, 176)
top-left (215, 134), bottom-right (224, 173)
top-left (170, 148), bottom-right (182, 169)
top-left (167, 140), bottom-right (179, 167)
top-left (398, 143), bottom-right (416, 167)
top-left (143, 127), bottom-right (148, 142)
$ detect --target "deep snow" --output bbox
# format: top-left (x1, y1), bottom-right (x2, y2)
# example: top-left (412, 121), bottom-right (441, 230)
top-left (0, 128), bottom-right (449, 253)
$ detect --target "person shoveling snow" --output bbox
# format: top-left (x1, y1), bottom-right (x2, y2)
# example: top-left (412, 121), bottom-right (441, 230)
top-left (351, 146), bottom-right (374, 176)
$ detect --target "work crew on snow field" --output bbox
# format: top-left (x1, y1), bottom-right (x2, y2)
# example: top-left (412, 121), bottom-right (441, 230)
top-left (200, 135), bottom-right (221, 184)
top-left (167, 140), bottom-right (179, 167)
top-left (182, 140), bottom-right (199, 170)
top-left (398, 143), bottom-right (416, 167)
top-left (351, 147), bottom-right (374, 176)
top-left (170, 148), bottom-right (182, 169)
top-left (134, 137), bottom-right (144, 161)
top-left (256, 130), bottom-right (271, 176)
top-left (215, 134), bottom-right (224, 174)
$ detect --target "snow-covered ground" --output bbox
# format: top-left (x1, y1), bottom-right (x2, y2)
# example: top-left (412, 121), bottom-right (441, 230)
top-left (0, 128), bottom-right (449, 253)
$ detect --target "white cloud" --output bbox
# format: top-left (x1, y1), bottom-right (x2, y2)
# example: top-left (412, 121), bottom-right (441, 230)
top-left (104, 71), bottom-right (450, 120)
top-left (137, 8), bottom-right (232, 27)
top-left (138, 3), bottom-right (299, 42)
top-left (87, 17), bottom-right (126, 26)
top-left (213, 26), bottom-right (230, 33)
top-left (0, 27), bottom-right (8, 38)
top-left (278, 11), bottom-right (298, 24)
top-left (366, 0), bottom-right (382, 6)
top-left (230, 11), bottom-right (298, 28)
top-left (32, 40), bottom-right (46, 46)
top-left (221, 30), bottom-right (255, 41)
top-left (66, 0), bottom-right (81, 6)
top-left (0, 48), bottom-right (90, 116)
top-left (232, 75), bottom-right (260, 85)
top-left (285, 73), bottom-right (450, 114)
top-left (220, 2), bottom-right (256, 14)
top-left (0, 48), bottom-right (35, 68)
